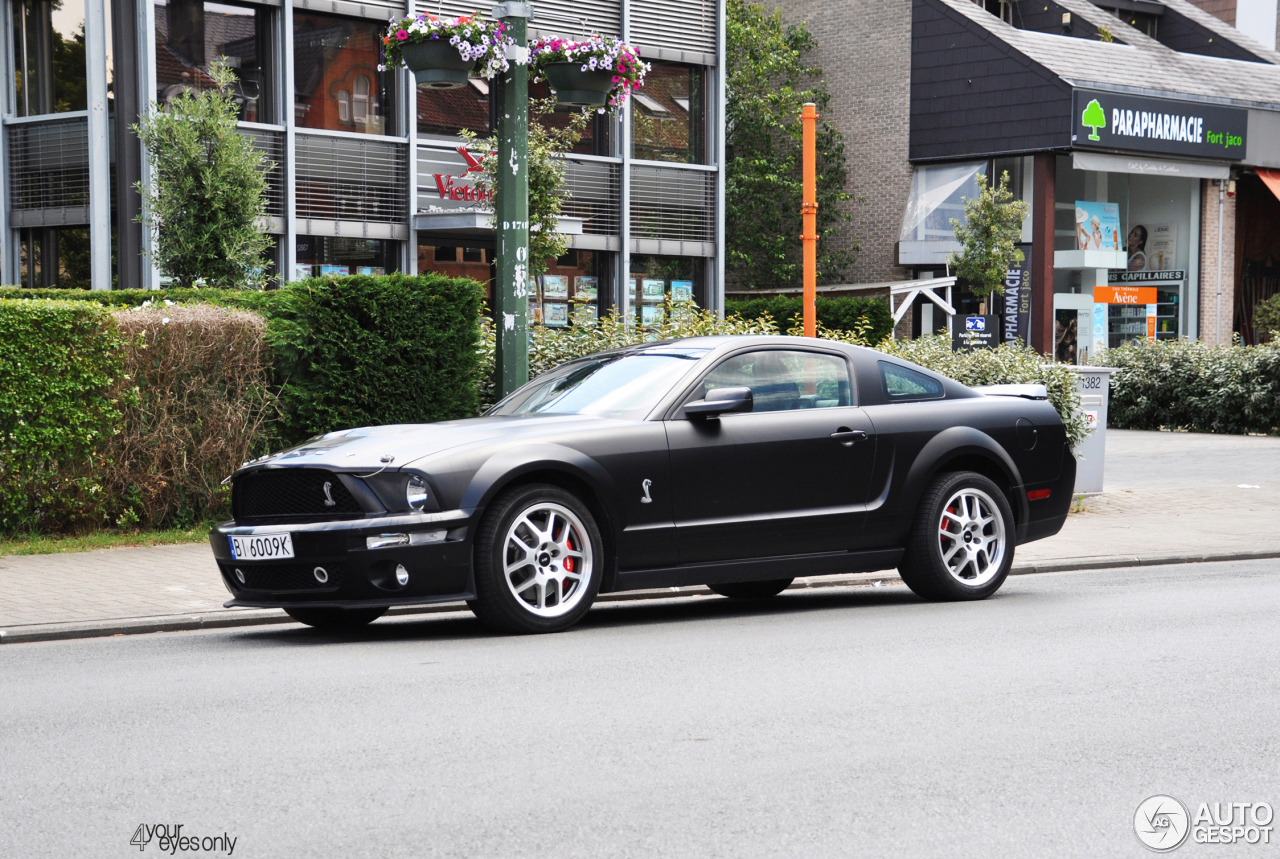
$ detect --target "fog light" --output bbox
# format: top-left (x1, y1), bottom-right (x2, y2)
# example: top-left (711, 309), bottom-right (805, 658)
top-left (409, 530), bottom-right (447, 545)
top-left (367, 533), bottom-right (410, 550)
top-left (395, 564), bottom-right (409, 586)
top-left (314, 566), bottom-right (329, 584)
top-left (235, 568), bottom-right (246, 584)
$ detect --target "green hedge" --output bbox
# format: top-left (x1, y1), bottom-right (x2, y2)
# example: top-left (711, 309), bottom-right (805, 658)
top-left (1, 275), bottom-right (484, 533)
top-left (0, 300), bottom-right (124, 532)
top-left (266, 274), bottom-right (483, 443)
top-left (1105, 338), bottom-right (1280, 434)
top-left (725, 295), bottom-right (894, 343)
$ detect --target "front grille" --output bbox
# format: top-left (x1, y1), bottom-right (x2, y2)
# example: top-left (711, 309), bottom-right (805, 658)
top-left (221, 562), bottom-right (344, 592)
top-left (233, 470), bottom-right (365, 522)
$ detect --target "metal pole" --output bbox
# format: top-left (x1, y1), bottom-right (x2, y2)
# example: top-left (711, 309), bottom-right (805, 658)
top-left (283, 1), bottom-right (298, 281)
top-left (0, 0), bottom-right (15, 287)
top-left (1215, 179), bottom-right (1224, 345)
top-left (800, 102), bottom-right (818, 337)
top-left (138, 0), bottom-right (160, 288)
top-left (619, 0), bottom-right (632, 327)
top-left (85, 0), bottom-right (111, 289)
top-left (713, 0), bottom-right (725, 318)
top-left (493, 2), bottom-right (532, 398)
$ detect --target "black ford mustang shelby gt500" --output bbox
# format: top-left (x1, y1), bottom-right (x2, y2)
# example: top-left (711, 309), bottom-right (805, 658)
top-left (211, 335), bottom-right (1075, 633)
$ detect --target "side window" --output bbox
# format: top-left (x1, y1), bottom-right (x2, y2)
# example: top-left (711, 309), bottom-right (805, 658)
top-left (697, 351), bottom-right (852, 413)
top-left (879, 361), bottom-right (944, 401)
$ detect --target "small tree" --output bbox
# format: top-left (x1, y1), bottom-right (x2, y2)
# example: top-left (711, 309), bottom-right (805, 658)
top-left (460, 100), bottom-right (591, 278)
top-left (134, 59), bottom-right (274, 288)
top-left (949, 171), bottom-right (1029, 313)
top-left (725, 0), bottom-right (854, 289)
top-left (1254, 293), bottom-right (1280, 340)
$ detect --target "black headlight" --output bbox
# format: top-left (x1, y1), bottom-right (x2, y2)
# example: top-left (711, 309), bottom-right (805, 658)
top-left (363, 472), bottom-right (441, 513)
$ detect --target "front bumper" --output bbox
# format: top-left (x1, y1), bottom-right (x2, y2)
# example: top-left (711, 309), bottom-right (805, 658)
top-left (210, 509), bottom-right (479, 608)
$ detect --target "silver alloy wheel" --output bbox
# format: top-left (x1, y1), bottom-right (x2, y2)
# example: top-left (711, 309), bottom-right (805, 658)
top-left (938, 487), bottom-right (1006, 587)
top-left (502, 501), bottom-right (594, 618)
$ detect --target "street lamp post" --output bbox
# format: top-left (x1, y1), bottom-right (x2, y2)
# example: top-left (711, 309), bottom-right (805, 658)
top-left (493, 2), bottom-right (533, 399)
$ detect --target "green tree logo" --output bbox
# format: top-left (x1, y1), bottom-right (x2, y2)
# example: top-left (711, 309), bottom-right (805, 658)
top-left (1082, 98), bottom-right (1106, 141)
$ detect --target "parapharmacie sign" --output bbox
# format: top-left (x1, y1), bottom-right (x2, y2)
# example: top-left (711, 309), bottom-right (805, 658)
top-left (1072, 90), bottom-right (1247, 161)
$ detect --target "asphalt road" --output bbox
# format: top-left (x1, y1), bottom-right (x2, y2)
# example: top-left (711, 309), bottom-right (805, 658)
top-left (3, 560), bottom-right (1278, 858)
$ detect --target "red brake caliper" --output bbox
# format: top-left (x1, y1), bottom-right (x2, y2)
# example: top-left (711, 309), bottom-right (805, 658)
top-left (943, 505), bottom-right (956, 549)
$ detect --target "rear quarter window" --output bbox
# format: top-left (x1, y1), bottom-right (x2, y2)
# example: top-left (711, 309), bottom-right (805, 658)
top-left (879, 361), bottom-right (944, 402)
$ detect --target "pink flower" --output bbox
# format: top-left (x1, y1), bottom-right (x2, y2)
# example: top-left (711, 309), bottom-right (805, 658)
top-left (396, 29), bottom-right (408, 40)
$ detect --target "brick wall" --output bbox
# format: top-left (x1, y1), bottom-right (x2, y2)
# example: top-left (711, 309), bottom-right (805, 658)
top-left (781, 0), bottom-right (915, 284)
top-left (1184, 0), bottom-right (1237, 25)
top-left (1199, 179), bottom-right (1238, 344)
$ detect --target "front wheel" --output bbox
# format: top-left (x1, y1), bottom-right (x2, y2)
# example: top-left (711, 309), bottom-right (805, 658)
top-left (284, 606), bottom-right (387, 629)
top-left (707, 578), bottom-right (794, 599)
top-left (471, 483), bottom-right (604, 634)
top-left (898, 471), bottom-right (1014, 601)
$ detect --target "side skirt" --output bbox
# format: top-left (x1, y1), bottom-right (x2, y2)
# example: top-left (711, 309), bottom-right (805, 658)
top-left (611, 548), bottom-right (904, 592)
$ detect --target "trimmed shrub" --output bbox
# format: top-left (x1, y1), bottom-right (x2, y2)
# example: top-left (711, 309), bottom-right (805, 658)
top-left (1104, 338), bottom-right (1280, 434)
top-left (725, 295), bottom-right (894, 343)
top-left (0, 300), bottom-right (124, 532)
top-left (103, 306), bottom-right (279, 528)
top-left (0, 286), bottom-right (280, 314)
top-left (267, 274), bottom-right (483, 442)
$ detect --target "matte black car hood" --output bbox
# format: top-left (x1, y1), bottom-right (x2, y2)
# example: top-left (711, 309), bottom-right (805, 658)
top-left (236, 413), bottom-right (631, 475)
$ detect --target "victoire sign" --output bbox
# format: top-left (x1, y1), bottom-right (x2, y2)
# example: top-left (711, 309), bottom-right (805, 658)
top-left (1072, 89), bottom-right (1247, 161)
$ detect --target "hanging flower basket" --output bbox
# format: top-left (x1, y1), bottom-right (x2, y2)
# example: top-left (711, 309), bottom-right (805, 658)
top-left (530, 36), bottom-right (648, 112)
top-left (381, 12), bottom-right (513, 89)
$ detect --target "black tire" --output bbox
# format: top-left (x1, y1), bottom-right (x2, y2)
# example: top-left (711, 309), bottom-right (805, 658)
top-left (898, 471), bottom-right (1015, 602)
top-left (471, 483), bottom-right (604, 634)
top-left (284, 606), bottom-right (387, 629)
top-left (707, 578), bottom-right (794, 599)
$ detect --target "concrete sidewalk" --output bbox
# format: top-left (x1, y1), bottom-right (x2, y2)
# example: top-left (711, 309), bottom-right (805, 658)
top-left (3, 429), bottom-right (1279, 642)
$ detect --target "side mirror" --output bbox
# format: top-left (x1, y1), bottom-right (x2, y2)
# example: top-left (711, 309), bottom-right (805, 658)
top-left (684, 386), bottom-right (754, 418)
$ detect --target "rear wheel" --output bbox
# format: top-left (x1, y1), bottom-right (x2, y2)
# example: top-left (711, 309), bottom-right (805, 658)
top-left (707, 578), bottom-right (794, 599)
top-left (471, 483), bottom-right (603, 634)
top-left (284, 606), bottom-right (387, 629)
top-left (898, 471), bottom-right (1014, 601)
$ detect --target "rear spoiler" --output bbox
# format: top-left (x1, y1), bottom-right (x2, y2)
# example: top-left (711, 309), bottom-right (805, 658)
top-left (972, 383), bottom-right (1048, 400)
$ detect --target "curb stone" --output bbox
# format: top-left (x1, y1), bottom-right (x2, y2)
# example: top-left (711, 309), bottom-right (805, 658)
top-left (3, 549), bottom-right (1280, 645)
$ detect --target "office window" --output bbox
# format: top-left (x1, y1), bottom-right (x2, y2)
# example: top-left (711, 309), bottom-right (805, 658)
top-left (293, 13), bottom-right (393, 135)
top-left (631, 62), bottom-right (705, 164)
top-left (153, 0), bottom-right (272, 123)
top-left (12, 0), bottom-right (96, 116)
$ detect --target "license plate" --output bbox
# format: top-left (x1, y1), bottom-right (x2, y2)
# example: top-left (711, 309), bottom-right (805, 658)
top-left (228, 533), bottom-right (295, 560)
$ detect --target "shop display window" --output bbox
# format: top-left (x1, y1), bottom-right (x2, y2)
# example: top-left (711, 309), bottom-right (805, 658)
top-left (154, 0), bottom-right (272, 123)
top-left (293, 13), bottom-right (393, 136)
top-left (631, 62), bottom-right (705, 164)
top-left (628, 254), bottom-right (704, 327)
top-left (12, 0), bottom-right (98, 117)
top-left (18, 226), bottom-right (93, 288)
top-left (533, 251), bottom-right (606, 326)
top-left (296, 236), bottom-right (398, 279)
top-left (899, 161), bottom-right (984, 244)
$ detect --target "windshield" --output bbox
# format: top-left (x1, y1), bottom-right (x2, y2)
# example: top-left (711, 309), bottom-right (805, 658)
top-left (490, 352), bottom-right (705, 418)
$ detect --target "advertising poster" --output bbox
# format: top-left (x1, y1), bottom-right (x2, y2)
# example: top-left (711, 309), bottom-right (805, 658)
top-left (1093, 303), bottom-right (1108, 357)
top-left (319, 265), bottom-right (349, 278)
top-left (1126, 222), bottom-right (1177, 272)
top-left (544, 303), bottom-right (569, 327)
top-left (671, 280), bottom-right (694, 302)
top-left (578, 304), bottom-right (598, 322)
top-left (642, 279), bottom-right (665, 302)
top-left (574, 276), bottom-right (598, 300)
top-left (356, 266), bottom-right (384, 276)
top-left (541, 275), bottom-right (569, 299)
top-left (294, 264), bottom-right (315, 280)
top-left (528, 301), bottom-right (542, 326)
top-left (641, 305), bottom-right (663, 326)
top-left (1074, 201), bottom-right (1122, 251)
top-left (1001, 244), bottom-right (1032, 345)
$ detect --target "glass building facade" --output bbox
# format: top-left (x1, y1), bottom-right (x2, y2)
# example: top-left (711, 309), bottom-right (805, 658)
top-left (1, 0), bottom-right (727, 318)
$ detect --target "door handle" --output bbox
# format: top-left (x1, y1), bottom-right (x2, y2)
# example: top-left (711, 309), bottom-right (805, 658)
top-left (830, 428), bottom-right (868, 447)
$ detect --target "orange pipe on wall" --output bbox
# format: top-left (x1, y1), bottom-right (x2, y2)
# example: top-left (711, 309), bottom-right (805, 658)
top-left (801, 103), bottom-right (819, 338)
